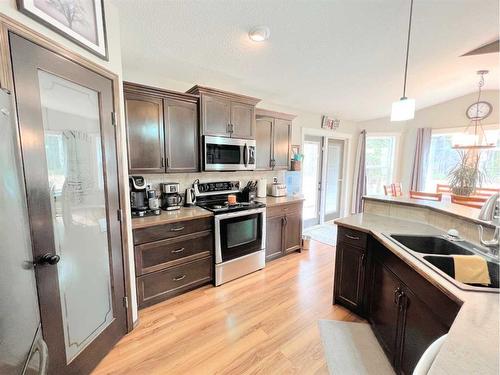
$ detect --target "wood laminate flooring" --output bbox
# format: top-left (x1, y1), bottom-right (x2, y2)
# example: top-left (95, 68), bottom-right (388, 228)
top-left (92, 240), bottom-right (362, 375)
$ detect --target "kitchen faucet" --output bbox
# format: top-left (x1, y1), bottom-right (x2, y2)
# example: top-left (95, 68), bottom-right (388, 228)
top-left (478, 225), bottom-right (499, 258)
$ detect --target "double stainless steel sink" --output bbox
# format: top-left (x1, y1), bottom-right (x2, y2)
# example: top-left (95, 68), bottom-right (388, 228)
top-left (387, 234), bottom-right (499, 292)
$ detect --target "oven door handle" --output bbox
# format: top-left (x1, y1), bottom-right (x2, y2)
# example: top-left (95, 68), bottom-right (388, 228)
top-left (243, 143), bottom-right (248, 167)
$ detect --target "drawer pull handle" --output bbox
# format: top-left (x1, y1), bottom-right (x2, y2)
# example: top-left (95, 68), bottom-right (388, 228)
top-left (345, 234), bottom-right (360, 240)
top-left (173, 274), bottom-right (186, 281)
top-left (171, 247), bottom-right (185, 254)
top-left (170, 226), bottom-right (185, 232)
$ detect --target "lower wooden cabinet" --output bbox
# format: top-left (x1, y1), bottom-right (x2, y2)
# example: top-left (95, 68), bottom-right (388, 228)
top-left (265, 202), bottom-right (303, 261)
top-left (137, 257), bottom-right (212, 308)
top-left (133, 217), bottom-right (214, 309)
top-left (334, 225), bottom-right (461, 375)
top-left (334, 241), bottom-right (367, 314)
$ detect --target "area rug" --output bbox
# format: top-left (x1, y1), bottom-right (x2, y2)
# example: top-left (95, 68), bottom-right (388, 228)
top-left (303, 224), bottom-right (337, 246)
top-left (318, 320), bottom-right (395, 375)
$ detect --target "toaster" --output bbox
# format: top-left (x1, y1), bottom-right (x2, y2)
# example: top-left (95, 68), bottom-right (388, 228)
top-left (269, 183), bottom-right (287, 197)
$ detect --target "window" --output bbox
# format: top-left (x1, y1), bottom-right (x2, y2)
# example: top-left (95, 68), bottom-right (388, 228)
top-left (366, 135), bottom-right (397, 195)
top-left (425, 128), bottom-right (499, 192)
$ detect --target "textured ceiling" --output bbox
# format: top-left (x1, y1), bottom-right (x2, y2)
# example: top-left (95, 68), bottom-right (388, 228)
top-left (114, 0), bottom-right (499, 121)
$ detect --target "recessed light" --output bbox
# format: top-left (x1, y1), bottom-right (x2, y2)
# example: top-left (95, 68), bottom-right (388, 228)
top-left (249, 26), bottom-right (270, 42)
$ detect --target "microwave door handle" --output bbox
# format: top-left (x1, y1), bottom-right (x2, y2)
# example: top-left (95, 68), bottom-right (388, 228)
top-left (243, 143), bottom-right (248, 167)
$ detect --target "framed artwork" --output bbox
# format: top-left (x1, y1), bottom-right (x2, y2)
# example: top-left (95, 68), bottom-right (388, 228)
top-left (321, 115), bottom-right (340, 131)
top-left (17, 0), bottom-right (108, 60)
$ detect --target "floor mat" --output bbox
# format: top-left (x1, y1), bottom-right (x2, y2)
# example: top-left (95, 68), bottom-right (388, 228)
top-left (318, 320), bottom-right (395, 375)
top-left (303, 224), bottom-right (337, 246)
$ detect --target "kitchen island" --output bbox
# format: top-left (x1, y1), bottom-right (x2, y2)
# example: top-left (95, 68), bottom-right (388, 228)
top-left (334, 201), bottom-right (499, 374)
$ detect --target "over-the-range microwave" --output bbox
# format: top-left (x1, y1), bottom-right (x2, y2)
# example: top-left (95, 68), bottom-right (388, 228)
top-left (204, 135), bottom-right (256, 171)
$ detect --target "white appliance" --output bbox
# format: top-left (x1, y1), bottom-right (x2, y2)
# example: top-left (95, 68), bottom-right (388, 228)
top-left (257, 178), bottom-right (267, 198)
top-left (204, 136), bottom-right (256, 171)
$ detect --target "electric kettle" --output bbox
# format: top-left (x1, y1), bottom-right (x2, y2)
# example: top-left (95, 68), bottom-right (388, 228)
top-left (184, 188), bottom-right (196, 207)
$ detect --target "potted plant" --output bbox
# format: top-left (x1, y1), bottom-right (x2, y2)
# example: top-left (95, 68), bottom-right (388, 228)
top-left (448, 150), bottom-right (486, 196)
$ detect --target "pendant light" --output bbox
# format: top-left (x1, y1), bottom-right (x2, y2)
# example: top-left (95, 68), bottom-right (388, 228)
top-left (452, 70), bottom-right (496, 150)
top-left (391, 0), bottom-right (416, 122)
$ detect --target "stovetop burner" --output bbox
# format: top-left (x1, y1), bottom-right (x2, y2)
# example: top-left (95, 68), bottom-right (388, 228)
top-left (198, 200), bottom-right (265, 214)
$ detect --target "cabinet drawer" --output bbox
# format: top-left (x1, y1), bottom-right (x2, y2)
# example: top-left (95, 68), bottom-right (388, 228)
top-left (133, 217), bottom-right (212, 244)
top-left (135, 230), bottom-right (213, 276)
top-left (266, 201), bottom-right (302, 218)
top-left (137, 256), bottom-right (212, 308)
top-left (338, 226), bottom-right (368, 249)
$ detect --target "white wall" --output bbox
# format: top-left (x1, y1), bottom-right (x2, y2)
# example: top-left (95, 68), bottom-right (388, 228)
top-left (0, 0), bottom-right (139, 323)
top-left (358, 90), bottom-right (499, 190)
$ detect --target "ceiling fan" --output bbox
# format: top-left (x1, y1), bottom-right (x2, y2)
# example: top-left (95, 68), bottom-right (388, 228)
top-left (461, 39), bottom-right (499, 56)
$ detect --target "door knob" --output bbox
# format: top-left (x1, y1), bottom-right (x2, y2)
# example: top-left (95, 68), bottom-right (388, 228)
top-left (36, 253), bottom-right (60, 266)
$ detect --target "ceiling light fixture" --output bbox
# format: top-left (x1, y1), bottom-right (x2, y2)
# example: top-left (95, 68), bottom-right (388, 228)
top-left (452, 70), bottom-right (496, 150)
top-left (249, 26), bottom-right (270, 42)
top-left (391, 0), bottom-right (416, 122)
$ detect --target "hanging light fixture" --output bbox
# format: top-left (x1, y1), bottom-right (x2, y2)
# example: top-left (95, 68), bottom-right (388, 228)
top-left (391, 0), bottom-right (416, 122)
top-left (452, 70), bottom-right (496, 150)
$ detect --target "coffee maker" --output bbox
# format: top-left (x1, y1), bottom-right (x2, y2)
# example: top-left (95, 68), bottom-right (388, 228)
top-left (161, 183), bottom-right (183, 211)
top-left (129, 176), bottom-right (148, 217)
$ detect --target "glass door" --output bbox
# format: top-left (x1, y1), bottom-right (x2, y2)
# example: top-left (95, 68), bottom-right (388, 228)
top-left (324, 139), bottom-right (345, 222)
top-left (10, 33), bottom-right (127, 374)
top-left (302, 135), bottom-right (323, 228)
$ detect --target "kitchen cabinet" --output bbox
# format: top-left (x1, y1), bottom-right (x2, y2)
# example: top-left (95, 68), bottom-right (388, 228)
top-left (334, 227), bottom-right (368, 315)
top-left (187, 85), bottom-right (260, 139)
top-left (255, 109), bottom-right (295, 170)
top-left (164, 98), bottom-right (198, 172)
top-left (124, 82), bottom-right (199, 174)
top-left (265, 201), bottom-right (303, 261)
top-left (125, 93), bottom-right (165, 174)
top-left (133, 216), bottom-right (213, 308)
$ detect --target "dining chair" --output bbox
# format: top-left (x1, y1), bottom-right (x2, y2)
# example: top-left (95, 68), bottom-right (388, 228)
top-left (409, 191), bottom-right (442, 201)
top-left (391, 183), bottom-right (403, 197)
top-left (450, 194), bottom-right (487, 209)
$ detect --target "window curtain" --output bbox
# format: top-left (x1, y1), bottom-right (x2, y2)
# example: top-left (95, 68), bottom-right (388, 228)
top-left (410, 128), bottom-right (432, 191)
top-left (351, 130), bottom-right (367, 214)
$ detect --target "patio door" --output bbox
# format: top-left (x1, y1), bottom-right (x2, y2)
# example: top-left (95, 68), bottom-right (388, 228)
top-left (10, 33), bottom-right (127, 374)
top-left (303, 135), bottom-right (323, 227)
top-left (324, 139), bottom-right (345, 222)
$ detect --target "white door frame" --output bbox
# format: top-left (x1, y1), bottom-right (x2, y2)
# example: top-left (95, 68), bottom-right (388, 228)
top-left (301, 128), bottom-right (352, 224)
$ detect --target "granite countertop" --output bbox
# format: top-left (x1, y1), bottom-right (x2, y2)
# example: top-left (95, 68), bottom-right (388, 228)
top-left (256, 195), bottom-right (305, 207)
top-left (363, 195), bottom-right (495, 227)
top-left (131, 206), bottom-right (213, 229)
top-left (335, 213), bottom-right (500, 375)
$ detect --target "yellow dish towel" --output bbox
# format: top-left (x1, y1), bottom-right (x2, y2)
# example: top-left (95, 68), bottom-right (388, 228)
top-left (453, 255), bottom-right (491, 285)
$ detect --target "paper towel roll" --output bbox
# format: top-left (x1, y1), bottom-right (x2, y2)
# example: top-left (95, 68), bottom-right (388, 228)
top-left (257, 178), bottom-right (267, 198)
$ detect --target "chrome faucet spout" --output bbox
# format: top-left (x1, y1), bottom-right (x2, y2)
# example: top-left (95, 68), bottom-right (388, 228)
top-left (478, 225), bottom-right (499, 257)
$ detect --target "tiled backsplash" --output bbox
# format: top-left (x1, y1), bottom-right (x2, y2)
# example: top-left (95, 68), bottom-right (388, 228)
top-left (138, 170), bottom-right (287, 193)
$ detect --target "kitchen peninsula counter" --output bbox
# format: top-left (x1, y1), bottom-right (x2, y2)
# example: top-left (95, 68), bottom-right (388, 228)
top-left (335, 213), bottom-right (499, 375)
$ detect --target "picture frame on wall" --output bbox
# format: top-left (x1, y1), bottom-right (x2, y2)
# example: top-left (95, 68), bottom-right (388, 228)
top-left (321, 115), bottom-right (340, 131)
top-left (17, 0), bottom-right (108, 60)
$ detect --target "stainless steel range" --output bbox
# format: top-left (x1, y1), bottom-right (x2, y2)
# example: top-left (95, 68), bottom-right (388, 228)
top-left (194, 181), bottom-right (266, 286)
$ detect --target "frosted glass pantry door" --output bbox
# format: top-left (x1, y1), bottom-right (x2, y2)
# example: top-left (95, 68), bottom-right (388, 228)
top-left (10, 33), bottom-right (127, 374)
top-left (38, 70), bottom-right (113, 363)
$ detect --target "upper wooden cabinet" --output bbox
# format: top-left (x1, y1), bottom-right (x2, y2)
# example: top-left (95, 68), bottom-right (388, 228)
top-left (125, 94), bottom-right (165, 174)
top-left (164, 98), bottom-right (198, 172)
top-left (124, 82), bottom-right (200, 174)
top-left (255, 109), bottom-right (296, 171)
top-left (187, 85), bottom-right (260, 140)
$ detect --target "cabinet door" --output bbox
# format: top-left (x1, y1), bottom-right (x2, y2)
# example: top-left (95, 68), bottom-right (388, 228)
top-left (230, 101), bottom-right (255, 139)
top-left (284, 209), bottom-right (302, 253)
top-left (368, 258), bottom-right (402, 366)
top-left (397, 288), bottom-right (449, 375)
top-left (334, 242), bottom-right (366, 313)
top-left (164, 98), bottom-right (199, 172)
top-left (256, 117), bottom-right (273, 170)
top-left (266, 215), bottom-right (284, 261)
top-left (273, 119), bottom-right (291, 170)
top-left (202, 95), bottom-right (231, 136)
top-left (125, 94), bottom-right (165, 173)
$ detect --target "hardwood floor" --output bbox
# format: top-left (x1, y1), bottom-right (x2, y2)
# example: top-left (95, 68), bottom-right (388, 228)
top-left (92, 240), bottom-right (362, 375)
